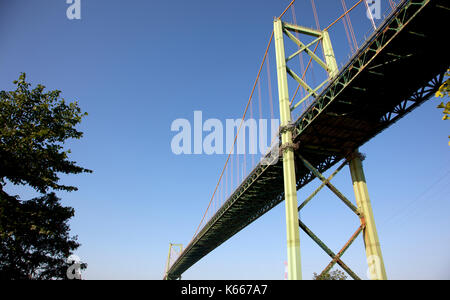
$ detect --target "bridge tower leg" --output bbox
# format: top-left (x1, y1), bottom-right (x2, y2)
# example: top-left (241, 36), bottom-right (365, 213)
top-left (273, 18), bottom-right (302, 280)
top-left (349, 152), bottom-right (387, 280)
top-left (164, 243), bottom-right (173, 280)
top-left (164, 243), bottom-right (183, 280)
top-left (322, 30), bottom-right (339, 78)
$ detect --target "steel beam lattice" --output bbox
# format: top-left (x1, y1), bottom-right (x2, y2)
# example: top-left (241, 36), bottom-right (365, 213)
top-left (165, 0), bottom-right (450, 280)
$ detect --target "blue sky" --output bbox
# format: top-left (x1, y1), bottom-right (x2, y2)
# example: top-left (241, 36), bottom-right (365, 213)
top-left (1, 0), bottom-right (449, 279)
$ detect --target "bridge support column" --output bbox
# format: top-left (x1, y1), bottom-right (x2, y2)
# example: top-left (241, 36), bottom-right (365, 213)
top-left (164, 243), bottom-right (173, 280)
top-left (322, 30), bottom-right (339, 79)
top-left (349, 152), bottom-right (387, 280)
top-left (274, 18), bottom-right (302, 280)
top-left (164, 243), bottom-right (183, 280)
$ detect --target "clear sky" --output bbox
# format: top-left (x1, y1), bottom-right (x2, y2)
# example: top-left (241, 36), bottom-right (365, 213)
top-left (1, 0), bottom-right (449, 280)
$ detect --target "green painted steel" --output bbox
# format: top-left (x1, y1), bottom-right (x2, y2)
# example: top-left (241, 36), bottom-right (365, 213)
top-left (274, 18), bottom-right (302, 280)
top-left (296, 151), bottom-right (368, 280)
top-left (291, 78), bottom-right (328, 111)
top-left (283, 22), bottom-right (322, 37)
top-left (164, 244), bottom-right (183, 280)
top-left (164, 244), bottom-right (172, 279)
top-left (283, 28), bottom-right (329, 72)
top-left (298, 158), bottom-right (349, 211)
top-left (298, 219), bottom-right (361, 280)
top-left (297, 153), bottom-right (359, 214)
top-left (349, 153), bottom-right (387, 280)
top-left (286, 36), bottom-right (322, 62)
top-left (322, 30), bottom-right (339, 78)
top-left (287, 67), bottom-right (318, 97)
top-left (319, 225), bottom-right (363, 278)
top-left (166, 0), bottom-right (449, 280)
top-left (280, 20), bottom-right (339, 112)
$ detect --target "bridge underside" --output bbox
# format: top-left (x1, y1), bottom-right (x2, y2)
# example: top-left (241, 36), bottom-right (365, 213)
top-left (166, 0), bottom-right (450, 280)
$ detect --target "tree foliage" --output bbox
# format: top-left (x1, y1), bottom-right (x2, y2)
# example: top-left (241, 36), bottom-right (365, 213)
top-left (0, 192), bottom-right (85, 279)
top-left (436, 69), bottom-right (450, 99)
top-left (313, 269), bottom-right (348, 280)
top-left (0, 73), bottom-right (92, 193)
top-left (0, 73), bottom-right (90, 279)
top-left (436, 69), bottom-right (450, 145)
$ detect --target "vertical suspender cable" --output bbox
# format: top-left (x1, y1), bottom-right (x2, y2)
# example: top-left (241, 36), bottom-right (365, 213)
top-left (342, 13), bottom-right (355, 54)
top-left (236, 148), bottom-right (239, 189)
top-left (191, 0), bottom-right (297, 242)
top-left (250, 85), bottom-right (255, 169)
top-left (341, 0), bottom-right (359, 51)
top-left (310, 0), bottom-right (321, 30)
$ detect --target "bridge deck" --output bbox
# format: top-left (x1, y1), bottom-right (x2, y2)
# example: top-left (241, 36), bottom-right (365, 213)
top-left (166, 0), bottom-right (450, 280)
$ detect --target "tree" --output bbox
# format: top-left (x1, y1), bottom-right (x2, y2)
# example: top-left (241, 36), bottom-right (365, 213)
top-left (436, 69), bottom-right (450, 99)
top-left (0, 73), bottom-right (90, 279)
top-left (0, 73), bottom-right (92, 193)
top-left (435, 68), bottom-right (450, 145)
top-left (0, 192), bottom-right (85, 279)
top-left (313, 269), bottom-right (348, 280)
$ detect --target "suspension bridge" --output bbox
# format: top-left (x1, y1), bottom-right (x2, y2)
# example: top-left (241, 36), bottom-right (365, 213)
top-left (164, 0), bottom-right (449, 280)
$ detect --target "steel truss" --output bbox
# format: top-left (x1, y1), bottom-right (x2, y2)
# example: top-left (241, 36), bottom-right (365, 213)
top-left (164, 243), bottom-right (183, 280)
top-left (296, 152), bottom-right (386, 280)
top-left (165, 0), bottom-right (449, 280)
